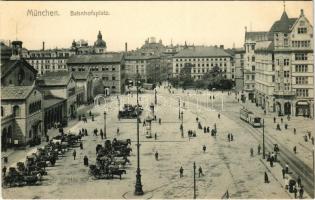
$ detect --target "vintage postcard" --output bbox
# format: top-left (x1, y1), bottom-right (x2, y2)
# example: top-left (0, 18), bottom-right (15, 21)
top-left (0, 1), bottom-right (314, 199)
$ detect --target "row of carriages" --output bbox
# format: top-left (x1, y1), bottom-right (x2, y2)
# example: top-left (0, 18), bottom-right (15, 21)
top-left (89, 138), bottom-right (132, 179)
top-left (2, 133), bottom-right (82, 188)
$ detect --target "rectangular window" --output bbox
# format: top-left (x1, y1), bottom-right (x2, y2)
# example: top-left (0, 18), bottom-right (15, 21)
top-left (251, 75), bottom-right (255, 80)
top-left (112, 76), bottom-right (116, 81)
top-left (296, 76), bottom-right (308, 84)
top-left (284, 59), bottom-right (289, 66)
top-left (296, 89), bottom-right (309, 97)
top-left (272, 75), bottom-right (275, 82)
top-left (295, 53), bottom-right (307, 60)
top-left (284, 71), bottom-right (290, 78)
top-left (252, 66), bottom-right (255, 71)
top-left (298, 27), bottom-right (307, 34)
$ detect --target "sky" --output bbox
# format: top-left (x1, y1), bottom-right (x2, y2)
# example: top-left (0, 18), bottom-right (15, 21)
top-left (0, 1), bottom-right (313, 51)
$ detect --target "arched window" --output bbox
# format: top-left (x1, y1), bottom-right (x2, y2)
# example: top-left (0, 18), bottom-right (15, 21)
top-left (1, 106), bottom-right (4, 117)
top-left (13, 105), bottom-right (20, 117)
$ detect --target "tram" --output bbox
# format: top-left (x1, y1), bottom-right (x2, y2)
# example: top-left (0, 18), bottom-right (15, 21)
top-left (240, 108), bottom-right (262, 128)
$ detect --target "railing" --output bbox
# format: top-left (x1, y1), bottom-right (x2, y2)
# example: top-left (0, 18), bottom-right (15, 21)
top-left (273, 90), bottom-right (295, 96)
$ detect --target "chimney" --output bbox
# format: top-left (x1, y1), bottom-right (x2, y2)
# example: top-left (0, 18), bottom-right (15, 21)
top-left (125, 42), bottom-right (128, 52)
top-left (10, 40), bottom-right (23, 60)
top-left (300, 9), bottom-right (304, 16)
top-left (220, 45), bottom-right (224, 49)
top-left (245, 26), bottom-right (247, 33)
top-left (42, 41), bottom-right (45, 50)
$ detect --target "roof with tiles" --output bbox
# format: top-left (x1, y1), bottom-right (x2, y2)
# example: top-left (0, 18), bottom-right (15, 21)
top-left (1, 59), bottom-right (37, 78)
top-left (72, 71), bottom-right (92, 80)
top-left (245, 31), bottom-right (269, 41)
top-left (173, 46), bottom-right (231, 58)
top-left (37, 71), bottom-right (73, 86)
top-left (67, 53), bottom-right (123, 64)
top-left (1, 85), bottom-right (35, 100)
top-left (269, 11), bottom-right (297, 33)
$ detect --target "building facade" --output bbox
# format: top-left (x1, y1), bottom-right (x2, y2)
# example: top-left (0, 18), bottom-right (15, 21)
top-left (254, 9), bottom-right (314, 117)
top-left (67, 53), bottom-right (126, 95)
top-left (172, 46), bottom-right (233, 80)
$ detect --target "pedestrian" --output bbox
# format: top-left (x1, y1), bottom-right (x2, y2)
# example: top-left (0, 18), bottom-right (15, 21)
top-left (308, 131), bottom-right (311, 139)
top-left (198, 166), bottom-right (203, 177)
top-left (285, 123), bottom-right (288, 129)
top-left (2, 166), bottom-right (7, 177)
top-left (154, 133), bottom-right (157, 140)
top-left (155, 151), bottom-right (159, 161)
top-left (281, 118), bottom-right (283, 123)
top-left (293, 186), bottom-right (298, 199)
top-left (196, 117), bottom-right (199, 122)
top-left (282, 168), bottom-right (286, 179)
top-left (100, 129), bottom-right (104, 140)
top-left (180, 166), bottom-right (184, 178)
top-left (80, 141), bottom-right (83, 150)
top-left (293, 146), bottom-right (297, 154)
top-left (287, 115), bottom-right (291, 121)
top-left (264, 172), bottom-right (269, 183)
top-left (299, 186), bottom-right (304, 199)
top-left (304, 135), bottom-right (308, 142)
top-left (228, 133), bottom-right (231, 142)
top-left (73, 150), bottom-right (76, 160)
top-left (207, 127), bottom-right (210, 133)
top-left (117, 128), bottom-right (120, 135)
top-left (277, 123), bottom-right (281, 131)
top-left (294, 128), bottom-right (296, 135)
top-left (231, 134), bottom-right (234, 141)
top-left (297, 176), bottom-right (301, 187)
top-left (83, 155), bottom-right (89, 166)
top-left (258, 144), bottom-right (261, 155)
top-left (285, 164), bottom-right (289, 174)
top-left (274, 117), bottom-right (276, 123)
top-left (250, 148), bottom-right (254, 156)
top-left (312, 136), bottom-right (314, 145)
top-left (218, 113), bottom-right (221, 119)
top-left (203, 145), bottom-right (206, 153)
top-left (159, 118), bottom-right (161, 125)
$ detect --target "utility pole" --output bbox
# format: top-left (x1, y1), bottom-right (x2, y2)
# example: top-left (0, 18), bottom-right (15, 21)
top-left (178, 98), bottom-right (181, 119)
top-left (193, 162), bottom-right (196, 199)
top-left (135, 66), bottom-right (144, 195)
top-left (155, 89), bottom-right (157, 105)
top-left (262, 119), bottom-right (265, 159)
top-left (181, 111), bottom-right (184, 137)
top-left (104, 112), bottom-right (107, 139)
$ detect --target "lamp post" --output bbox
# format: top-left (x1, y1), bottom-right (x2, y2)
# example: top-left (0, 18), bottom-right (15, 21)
top-left (262, 118), bottom-right (265, 159)
top-left (193, 162), bottom-right (196, 199)
top-left (181, 111), bottom-right (184, 137)
top-left (155, 89), bottom-right (157, 105)
top-left (312, 147), bottom-right (314, 178)
top-left (178, 98), bottom-right (181, 119)
top-left (104, 112), bottom-right (107, 139)
top-left (134, 66), bottom-right (144, 196)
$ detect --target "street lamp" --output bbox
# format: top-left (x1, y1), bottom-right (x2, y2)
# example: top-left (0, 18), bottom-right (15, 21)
top-left (262, 118), bottom-right (265, 159)
top-left (104, 112), bottom-right (107, 139)
top-left (193, 162), bottom-right (196, 199)
top-left (178, 98), bottom-right (181, 119)
top-left (155, 89), bottom-right (157, 105)
top-left (135, 66), bottom-right (144, 196)
top-left (181, 111), bottom-right (184, 137)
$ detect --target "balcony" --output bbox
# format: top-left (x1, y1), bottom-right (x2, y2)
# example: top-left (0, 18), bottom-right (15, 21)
top-left (273, 90), bottom-right (295, 96)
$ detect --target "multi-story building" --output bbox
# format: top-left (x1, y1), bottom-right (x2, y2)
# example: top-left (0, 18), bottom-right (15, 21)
top-left (67, 53), bottom-right (126, 95)
top-left (24, 47), bottom-right (75, 75)
top-left (36, 71), bottom-right (78, 121)
top-left (234, 48), bottom-right (246, 91)
top-left (254, 9), bottom-right (313, 117)
top-left (23, 31), bottom-right (107, 75)
top-left (1, 41), bottom-right (44, 147)
top-left (244, 30), bottom-right (269, 100)
top-left (172, 46), bottom-right (233, 80)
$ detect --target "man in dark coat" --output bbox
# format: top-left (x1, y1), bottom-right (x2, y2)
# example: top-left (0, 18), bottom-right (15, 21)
top-left (83, 155), bottom-right (89, 166)
top-left (180, 166), bottom-right (184, 178)
top-left (198, 166), bottom-right (203, 177)
top-left (100, 129), bottom-right (104, 140)
top-left (282, 168), bottom-right (286, 179)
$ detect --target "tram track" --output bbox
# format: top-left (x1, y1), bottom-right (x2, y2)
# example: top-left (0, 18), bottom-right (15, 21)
top-left (164, 93), bottom-right (314, 198)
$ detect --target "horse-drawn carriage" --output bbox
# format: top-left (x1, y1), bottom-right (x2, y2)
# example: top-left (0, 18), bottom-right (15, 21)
top-left (118, 104), bottom-right (142, 119)
top-left (90, 138), bottom-right (132, 180)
